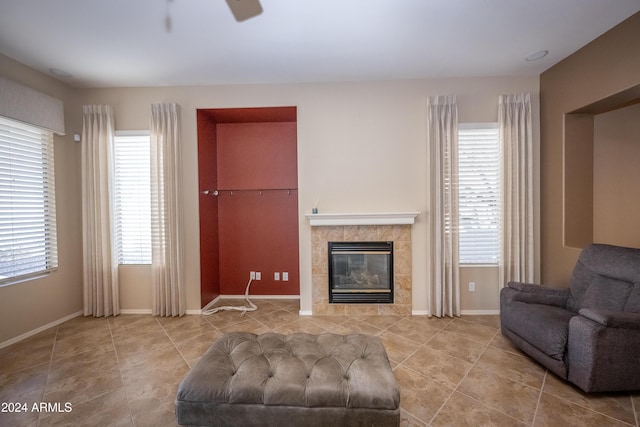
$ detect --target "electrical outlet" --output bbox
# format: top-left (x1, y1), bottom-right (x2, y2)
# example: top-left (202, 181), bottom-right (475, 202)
top-left (250, 271), bottom-right (256, 280)
top-left (282, 272), bottom-right (289, 281)
top-left (468, 282), bottom-right (476, 292)
top-left (256, 272), bottom-right (261, 280)
top-left (274, 272), bottom-right (280, 281)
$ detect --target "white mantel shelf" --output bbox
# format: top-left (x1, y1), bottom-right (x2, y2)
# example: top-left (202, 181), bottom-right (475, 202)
top-left (305, 212), bottom-right (420, 226)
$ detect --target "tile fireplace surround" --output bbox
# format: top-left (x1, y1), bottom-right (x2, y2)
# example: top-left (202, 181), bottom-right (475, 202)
top-left (306, 212), bottom-right (419, 316)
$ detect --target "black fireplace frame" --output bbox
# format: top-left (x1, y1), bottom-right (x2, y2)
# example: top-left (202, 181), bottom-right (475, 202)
top-left (328, 241), bottom-right (394, 304)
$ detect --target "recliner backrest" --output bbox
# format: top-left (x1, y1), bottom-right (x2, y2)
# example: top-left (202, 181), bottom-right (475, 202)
top-left (565, 244), bottom-right (640, 313)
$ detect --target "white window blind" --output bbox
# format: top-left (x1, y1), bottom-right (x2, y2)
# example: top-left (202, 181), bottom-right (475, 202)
top-left (458, 124), bottom-right (501, 265)
top-left (0, 116), bottom-right (58, 285)
top-left (114, 132), bottom-right (151, 264)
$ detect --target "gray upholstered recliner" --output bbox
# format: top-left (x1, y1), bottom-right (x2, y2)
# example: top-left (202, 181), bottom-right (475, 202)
top-left (500, 243), bottom-right (640, 392)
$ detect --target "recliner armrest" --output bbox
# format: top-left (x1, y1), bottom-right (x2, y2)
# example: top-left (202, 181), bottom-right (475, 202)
top-left (504, 281), bottom-right (570, 307)
top-left (578, 309), bottom-right (640, 330)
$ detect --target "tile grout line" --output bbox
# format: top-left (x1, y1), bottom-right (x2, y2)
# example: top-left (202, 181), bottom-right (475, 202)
top-left (539, 378), bottom-right (637, 425)
top-left (494, 344), bottom-right (637, 426)
top-left (530, 370), bottom-right (547, 426)
top-left (157, 315), bottom-right (198, 369)
top-left (108, 316), bottom-right (136, 427)
top-left (381, 328), bottom-right (429, 363)
top-left (36, 324), bottom-right (59, 427)
top-left (390, 330), bottom-right (442, 368)
top-left (398, 406), bottom-right (432, 427)
top-left (424, 324), bottom-right (488, 426)
top-left (392, 319), bottom-right (464, 425)
top-left (393, 319), bottom-right (451, 367)
top-left (253, 313), bottom-right (285, 332)
top-left (430, 326), bottom-right (529, 426)
top-left (550, 390), bottom-right (637, 426)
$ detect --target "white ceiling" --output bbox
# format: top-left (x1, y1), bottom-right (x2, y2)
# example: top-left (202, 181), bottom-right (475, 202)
top-left (1, 0), bottom-right (638, 88)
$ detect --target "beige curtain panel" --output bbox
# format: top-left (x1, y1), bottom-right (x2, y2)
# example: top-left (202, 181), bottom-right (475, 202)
top-left (150, 103), bottom-right (185, 317)
top-left (427, 95), bottom-right (460, 317)
top-left (81, 104), bottom-right (119, 317)
top-left (499, 93), bottom-right (535, 286)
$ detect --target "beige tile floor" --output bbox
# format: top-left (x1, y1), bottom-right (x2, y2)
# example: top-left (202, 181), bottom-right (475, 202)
top-left (1, 299), bottom-right (638, 426)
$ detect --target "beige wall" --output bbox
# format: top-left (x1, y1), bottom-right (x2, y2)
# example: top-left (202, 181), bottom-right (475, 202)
top-left (460, 266), bottom-right (500, 313)
top-left (0, 55), bottom-right (84, 343)
top-left (593, 103), bottom-right (640, 247)
top-left (563, 113), bottom-right (594, 248)
top-left (540, 12), bottom-right (640, 286)
top-left (1, 54), bottom-right (540, 342)
top-left (80, 76), bottom-right (540, 315)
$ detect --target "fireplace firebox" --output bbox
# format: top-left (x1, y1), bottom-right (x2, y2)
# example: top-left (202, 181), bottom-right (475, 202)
top-left (328, 241), bottom-right (393, 304)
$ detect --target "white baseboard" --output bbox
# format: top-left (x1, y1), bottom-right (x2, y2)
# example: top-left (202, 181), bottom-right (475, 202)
top-left (119, 309), bottom-right (152, 315)
top-left (0, 310), bottom-right (82, 349)
top-left (205, 296), bottom-right (221, 305)
top-left (410, 310), bottom-right (500, 316)
top-left (298, 310), bottom-right (312, 316)
top-left (460, 310), bottom-right (500, 315)
top-left (411, 310), bottom-right (430, 316)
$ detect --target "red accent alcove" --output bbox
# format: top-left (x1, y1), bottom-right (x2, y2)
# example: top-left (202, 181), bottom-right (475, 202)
top-left (197, 107), bottom-right (299, 306)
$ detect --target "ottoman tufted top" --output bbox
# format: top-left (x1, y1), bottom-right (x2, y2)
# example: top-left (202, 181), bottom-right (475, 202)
top-left (177, 332), bottom-right (400, 410)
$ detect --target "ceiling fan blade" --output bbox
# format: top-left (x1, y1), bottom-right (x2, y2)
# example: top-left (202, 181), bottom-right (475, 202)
top-left (225, 0), bottom-right (263, 22)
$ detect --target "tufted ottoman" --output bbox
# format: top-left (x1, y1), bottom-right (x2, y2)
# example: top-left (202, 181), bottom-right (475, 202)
top-left (175, 332), bottom-right (400, 426)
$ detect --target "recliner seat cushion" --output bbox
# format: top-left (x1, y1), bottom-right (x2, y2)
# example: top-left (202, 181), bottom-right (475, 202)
top-left (501, 301), bottom-right (576, 361)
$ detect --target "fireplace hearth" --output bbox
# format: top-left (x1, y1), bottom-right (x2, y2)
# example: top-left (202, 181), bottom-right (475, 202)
top-left (328, 241), bottom-right (393, 304)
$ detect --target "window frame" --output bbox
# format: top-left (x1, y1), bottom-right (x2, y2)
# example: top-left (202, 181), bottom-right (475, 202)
top-left (113, 130), bottom-right (152, 266)
top-left (457, 122), bottom-right (501, 266)
top-left (0, 116), bottom-right (58, 286)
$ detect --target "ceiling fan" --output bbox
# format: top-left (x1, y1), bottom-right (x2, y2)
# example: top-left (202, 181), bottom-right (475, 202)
top-left (225, 0), bottom-right (263, 22)
top-left (165, 0), bottom-right (262, 32)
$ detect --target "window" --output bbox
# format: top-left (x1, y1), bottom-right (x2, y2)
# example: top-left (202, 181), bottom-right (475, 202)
top-left (458, 123), bottom-right (501, 265)
top-left (114, 131), bottom-right (151, 264)
top-left (0, 117), bottom-right (58, 285)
